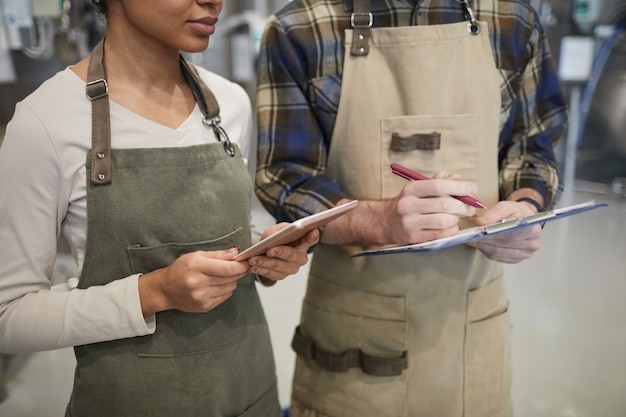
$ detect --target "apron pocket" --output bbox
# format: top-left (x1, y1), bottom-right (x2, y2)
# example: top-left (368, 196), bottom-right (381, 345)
top-left (381, 114), bottom-right (478, 199)
top-left (302, 275), bottom-right (407, 355)
top-left (464, 277), bottom-right (513, 417)
top-left (127, 228), bottom-right (249, 357)
top-left (293, 277), bottom-right (408, 417)
top-left (127, 227), bottom-right (245, 273)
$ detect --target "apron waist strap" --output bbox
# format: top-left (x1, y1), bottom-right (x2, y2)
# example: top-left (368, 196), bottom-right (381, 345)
top-left (292, 326), bottom-right (407, 376)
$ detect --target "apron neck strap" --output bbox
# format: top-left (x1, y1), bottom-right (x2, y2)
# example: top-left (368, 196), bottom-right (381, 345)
top-left (349, 0), bottom-right (481, 57)
top-left (349, 0), bottom-right (372, 56)
top-left (179, 57), bottom-right (220, 120)
top-left (86, 39), bottom-right (112, 184)
top-left (85, 39), bottom-right (229, 184)
top-left (180, 57), bottom-right (236, 157)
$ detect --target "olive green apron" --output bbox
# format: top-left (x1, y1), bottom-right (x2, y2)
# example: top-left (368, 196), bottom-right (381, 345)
top-left (291, 2), bottom-right (512, 417)
top-left (66, 40), bottom-right (281, 417)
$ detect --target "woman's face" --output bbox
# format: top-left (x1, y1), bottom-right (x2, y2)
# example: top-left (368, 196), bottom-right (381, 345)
top-left (111, 0), bottom-right (224, 53)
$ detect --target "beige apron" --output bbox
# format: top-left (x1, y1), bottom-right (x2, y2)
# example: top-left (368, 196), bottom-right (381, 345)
top-left (291, 9), bottom-right (512, 417)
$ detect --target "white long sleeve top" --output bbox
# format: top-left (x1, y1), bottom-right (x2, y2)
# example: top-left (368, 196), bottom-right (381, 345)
top-left (0, 66), bottom-right (253, 353)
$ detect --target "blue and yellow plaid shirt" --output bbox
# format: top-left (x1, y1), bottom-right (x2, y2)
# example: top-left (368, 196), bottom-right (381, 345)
top-left (255, 0), bottom-right (568, 222)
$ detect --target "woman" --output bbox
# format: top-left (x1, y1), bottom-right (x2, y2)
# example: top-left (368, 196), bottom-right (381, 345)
top-left (0, 0), bottom-right (318, 416)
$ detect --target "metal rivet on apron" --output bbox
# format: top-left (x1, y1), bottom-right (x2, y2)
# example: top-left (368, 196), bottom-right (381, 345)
top-left (97, 174), bottom-right (105, 181)
top-left (358, 47), bottom-right (364, 53)
top-left (358, 34), bottom-right (364, 40)
top-left (467, 22), bottom-right (480, 35)
top-left (457, 0), bottom-right (481, 36)
top-left (97, 152), bottom-right (105, 159)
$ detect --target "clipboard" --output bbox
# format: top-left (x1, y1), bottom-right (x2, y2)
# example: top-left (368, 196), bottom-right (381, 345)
top-left (232, 200), bottom-right (359, 261)
top-left (353, 200), bottom-right (607, 257)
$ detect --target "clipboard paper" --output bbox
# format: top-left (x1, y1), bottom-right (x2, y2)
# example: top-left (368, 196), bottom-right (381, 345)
top-left (353, 200), bottom-right (606, 257)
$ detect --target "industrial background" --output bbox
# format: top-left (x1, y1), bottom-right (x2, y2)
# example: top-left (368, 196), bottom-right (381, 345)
top-left (1, 0), bottom-right (625, 416)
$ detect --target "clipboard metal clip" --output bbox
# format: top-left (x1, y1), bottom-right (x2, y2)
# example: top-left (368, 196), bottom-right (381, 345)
top-left (484, 218), bottom-right (528, 234)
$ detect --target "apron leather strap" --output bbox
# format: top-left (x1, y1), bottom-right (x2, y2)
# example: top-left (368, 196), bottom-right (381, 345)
top-left (349, 0), bottom-right (480, 59)
top-left (390, 131), bottom-right (442, 151)
top-left (179, 58), bottom-right (220, 120)
top-left (350, 0), bottom-right (372, 56)
top-left (86, 39), bottom-right (112, 184)
top-left (180, 58), bottom-right (235, 156)
top-left (85, 40), bottom-right (227, 185)
top-left (292, 326), bottom-right (408, 377)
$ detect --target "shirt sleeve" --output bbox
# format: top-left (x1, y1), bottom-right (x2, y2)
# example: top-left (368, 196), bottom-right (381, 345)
top-left (255, 17), bottom-right (348, 222)
top-left (498, 15), bottom-right (568, 209)
top-left (0, 103), bottom-right (153, 354)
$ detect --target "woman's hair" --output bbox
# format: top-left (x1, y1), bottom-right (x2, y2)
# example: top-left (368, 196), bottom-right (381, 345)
top-left (92, 0), bottom-right (107, 16)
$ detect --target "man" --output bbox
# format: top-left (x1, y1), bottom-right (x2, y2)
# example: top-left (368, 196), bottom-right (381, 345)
top-left (255, 0), bottom-right (567, 416)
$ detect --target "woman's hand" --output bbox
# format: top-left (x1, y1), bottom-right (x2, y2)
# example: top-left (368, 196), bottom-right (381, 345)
top-left (138, 247), bottom-right (249, 317)
top-left (245, 223), bottom-right (320, 284)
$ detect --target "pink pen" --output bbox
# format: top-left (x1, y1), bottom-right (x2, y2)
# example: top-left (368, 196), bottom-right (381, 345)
top-left (390, 163), bottom-right (487, 209)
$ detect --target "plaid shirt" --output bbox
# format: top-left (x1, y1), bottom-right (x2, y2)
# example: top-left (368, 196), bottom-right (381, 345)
top-left (255, 0), bottom-right (568, 222)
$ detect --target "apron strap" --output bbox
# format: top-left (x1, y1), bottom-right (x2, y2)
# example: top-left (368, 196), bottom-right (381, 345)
top-left (349, 0), bottom-right (481, 58)
top-left (350, 0), bottom-right (372, 56)
top-left (180, 58), bottom-right (235, 157)
top-left (86, 39), bottom-right (112, 184)
top-left (179, 58), bottom-right (220, 120)
top-left (85, 39), bottom-right (233, 185)
top-left (292, 326), bottom-right (408, 377)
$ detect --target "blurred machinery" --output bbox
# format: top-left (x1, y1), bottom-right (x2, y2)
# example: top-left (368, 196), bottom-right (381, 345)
top-left (0, 0), bottom-right (105, 128)
top-left (0, 0), bottom-right (277, 126)
top-left (558, 0), bottom-right (626, 196)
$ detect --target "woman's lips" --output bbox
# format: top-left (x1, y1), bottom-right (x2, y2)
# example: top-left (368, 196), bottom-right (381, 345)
top-left (188, 18), bottom-right (218, 36)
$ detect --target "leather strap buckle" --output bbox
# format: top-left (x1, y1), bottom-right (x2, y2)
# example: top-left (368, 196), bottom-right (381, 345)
top-left (86, 79), bottom-right (109, 101)
top-left (350, 12), bottom-right (373, 28)
top-left (350, 0), bottom-right (372, 56)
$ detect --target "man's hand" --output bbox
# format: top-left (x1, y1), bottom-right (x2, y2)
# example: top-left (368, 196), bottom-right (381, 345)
top-left (321, 175), bottom-right (479, 246)
top-left (467, 200), bottom-right (542, 263)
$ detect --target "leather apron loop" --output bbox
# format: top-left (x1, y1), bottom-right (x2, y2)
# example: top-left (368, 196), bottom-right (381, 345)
top-left (390, 131), bottom-right (442, 151)
top-left (86, 40), bottom-right (112, 185)
top-left (350, 0), bottom-right (372, 56)
top-left (292, 326), bottom-right (408, 377)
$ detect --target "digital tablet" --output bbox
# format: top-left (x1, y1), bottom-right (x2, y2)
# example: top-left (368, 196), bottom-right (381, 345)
top-left (232, 200), bottom-right (359, 261)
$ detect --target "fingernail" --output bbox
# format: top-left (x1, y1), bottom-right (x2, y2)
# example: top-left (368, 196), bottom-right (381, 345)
top-left (468, 185), bottom-right (478, 194)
